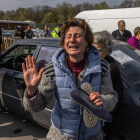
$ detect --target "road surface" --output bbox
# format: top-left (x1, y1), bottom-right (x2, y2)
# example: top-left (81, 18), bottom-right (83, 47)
top-left (0, 108), bottom-right (48, 140)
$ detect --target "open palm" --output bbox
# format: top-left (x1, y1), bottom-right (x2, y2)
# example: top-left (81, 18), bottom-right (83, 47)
top-left (22, 55), bottom-right (44, 95)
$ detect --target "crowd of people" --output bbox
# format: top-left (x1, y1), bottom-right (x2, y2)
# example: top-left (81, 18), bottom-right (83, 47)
top-left (13, 23), bottom-right (62, 39)
top-left (12, 20), bottom-right (140, 51)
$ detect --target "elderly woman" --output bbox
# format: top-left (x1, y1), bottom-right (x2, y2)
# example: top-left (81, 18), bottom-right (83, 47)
top-left (127, 26), bottom-right (140, 50)
top-left (93, 31), bottom-right (123, 140)
top-left (22, 19), bottom-right (118, 140)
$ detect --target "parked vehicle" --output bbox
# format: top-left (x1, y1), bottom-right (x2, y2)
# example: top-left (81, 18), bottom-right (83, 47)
top-left (1, 28), bottom-right (12, 37)
top-left (0, 38), bottom-right (59, 129)
top-left (32, 29), bottom-right (42, 38)
top-left (75, 7), bottom-right (140, 35)
top-left (0, 20), bottom-right (35, 33)
top-left (0, 38), bottom-right (139, 139)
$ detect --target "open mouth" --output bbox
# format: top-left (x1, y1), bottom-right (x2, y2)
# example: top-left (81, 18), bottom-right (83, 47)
top-left (69, 46), bottom-right (79, 50)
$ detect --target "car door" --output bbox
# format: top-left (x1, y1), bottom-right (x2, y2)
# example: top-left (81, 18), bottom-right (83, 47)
top-left (24, 45), bottom-right (59, 128)
top-left (111, 48), bottom-right (140, 139)
top-left (0, 44), bottom-right (38, 117)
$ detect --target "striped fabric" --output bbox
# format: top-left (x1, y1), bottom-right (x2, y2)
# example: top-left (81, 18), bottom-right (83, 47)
top-left (101, 58), bottom-right (109, 74)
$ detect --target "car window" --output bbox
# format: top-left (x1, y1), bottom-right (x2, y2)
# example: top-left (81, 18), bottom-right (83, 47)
top-left (7, 45), bottom-right (37, 57)
top-left (0, 45), bottom-right (37, 71)
top-left (36, 46), bottom-right (58, 70)
top-left (111, 49), bottom-right (140, 87)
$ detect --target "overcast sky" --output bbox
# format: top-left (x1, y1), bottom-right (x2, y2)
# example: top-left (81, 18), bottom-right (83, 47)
top-left (0, 0), bottom-right (125, 11)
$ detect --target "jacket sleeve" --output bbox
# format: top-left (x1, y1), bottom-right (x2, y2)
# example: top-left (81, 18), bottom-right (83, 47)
top-left (100, 59), bottom-right (118, 112)
top-left (111, 31), bottom-right (115, 39)
top-left (110, 63), bottom-right (123, 111)
top-left (48, 31), bottom-right (52, 37)
top-left (127, 37), bottom-right (138, 49)
top-left (23, 62), bottom-right (56, 112)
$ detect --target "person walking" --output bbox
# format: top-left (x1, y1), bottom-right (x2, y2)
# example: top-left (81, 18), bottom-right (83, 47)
top-left (127, 27), bottom-right (140, 50)
top-left (40, 26), bottom-right (52, 38)
top-left (22, 18), bottom-right (118, 140)
top-left (112, 20), bottom-right (132, 42)
top-left (25, 24), bottom-right (34, 39)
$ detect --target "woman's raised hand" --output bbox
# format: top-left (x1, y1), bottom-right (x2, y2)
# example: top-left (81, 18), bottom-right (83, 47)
top-left (22, 55), bottom-right (44, 95)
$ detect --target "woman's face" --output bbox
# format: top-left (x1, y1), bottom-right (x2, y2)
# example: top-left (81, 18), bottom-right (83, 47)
top-left (93, 44), bottom-right (109, 58)
top-left (64, 26), bottom-right (88, 59)
top-left (136, 32), bottom-right (140, 40)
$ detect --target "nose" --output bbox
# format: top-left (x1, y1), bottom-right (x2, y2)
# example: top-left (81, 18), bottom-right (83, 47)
top-left (70, 36), bottom-right (76, 42)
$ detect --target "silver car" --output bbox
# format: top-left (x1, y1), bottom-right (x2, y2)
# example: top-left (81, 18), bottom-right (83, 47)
top-left (32, 29), bottom-right (42, 38)
top-left (1, 28), bottom-right (13, 37)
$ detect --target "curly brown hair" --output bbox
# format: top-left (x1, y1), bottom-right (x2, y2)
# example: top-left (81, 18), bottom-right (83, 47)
top-left (60, 18), bottom-right (94, 51)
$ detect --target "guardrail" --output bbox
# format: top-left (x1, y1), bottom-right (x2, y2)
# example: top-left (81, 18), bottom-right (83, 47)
top-left (1, 37), bottom-right (21, 52)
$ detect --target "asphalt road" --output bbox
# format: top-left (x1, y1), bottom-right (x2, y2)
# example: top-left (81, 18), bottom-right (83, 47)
top-left (0, 108), bottom-right (48, 140)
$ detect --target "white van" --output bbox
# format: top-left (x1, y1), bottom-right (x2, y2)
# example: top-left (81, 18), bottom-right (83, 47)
top-left (75, 7), bottom-right (140, 35)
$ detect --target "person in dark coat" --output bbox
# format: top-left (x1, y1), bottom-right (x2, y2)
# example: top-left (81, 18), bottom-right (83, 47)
top-left (14, 24), bottom-right (25, 39)
top-left (0, 28), bottom-right (2, 53)
top-left (93, 30), bottom-right (124, 140)
top-left (57, 24), bottom-right (63, 37)
top-left (25, 24), bottom-right (34, 39)
top-left (112, 20), bottom-right (132, 42)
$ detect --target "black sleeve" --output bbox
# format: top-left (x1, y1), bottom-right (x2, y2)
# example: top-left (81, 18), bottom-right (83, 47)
top-left (129, 31), bottom-right (132, 37)
top-left (111, 31), bottom-right (115, 38)
top-left (31, 30), bottom-right (35, 37)
top-left (58, 31), bottom-right (61, 37)
top-left (105, 55), bottom-right (123, 112)
top-left (110, 62), bottom-right (123, 111)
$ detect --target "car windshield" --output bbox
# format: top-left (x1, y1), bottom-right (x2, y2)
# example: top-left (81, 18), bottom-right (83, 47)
top-left (2, 28), bottom-right (6, 33)
top-left (111, 49), bottom-right (140, 87)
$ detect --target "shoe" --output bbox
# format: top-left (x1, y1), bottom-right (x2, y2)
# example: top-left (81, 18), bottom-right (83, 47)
top-left (82, 83), bottom-right (99, 128)
top-left (70, 83), bottom-right (112, 122)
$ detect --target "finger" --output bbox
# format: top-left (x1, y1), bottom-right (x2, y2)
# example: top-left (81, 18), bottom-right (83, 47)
top-left (22, 63), bottom-right (26, 74)
top-left (89, 94), bottom-right (101, 102)
top-left (38, 68), bottom-right (45, 79)
top-left (28, 55), bottom-right (33, 69)
top-left (26, 57), bottom-right (29, 70)
top-left (89, 92), bottom-right (100, 98)
top-left (93, 98), bottom-right (102, 104)
top-left (32, 57), bottom-right (37, 72)
top-left (95, 102), bottom-right (103, 106)
top-left (89, 94), bottom-right (96, 101)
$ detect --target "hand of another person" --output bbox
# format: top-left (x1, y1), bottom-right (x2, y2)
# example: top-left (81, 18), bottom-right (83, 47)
top-left (88, 92), bottom-right (103, 106)
top-left (22, 55), bottom-right (44, 95)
